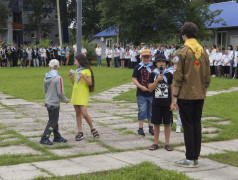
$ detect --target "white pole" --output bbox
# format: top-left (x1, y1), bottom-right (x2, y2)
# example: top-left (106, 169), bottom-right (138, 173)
top-left (57, 0), bottom-right (62, 47)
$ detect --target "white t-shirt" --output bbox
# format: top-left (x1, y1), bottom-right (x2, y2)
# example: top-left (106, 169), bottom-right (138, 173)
top-left (208, 51), bottom-right (215, 66)
top-left (120, 47), bottom-right (124, 59)
top-left (215, 52), bottom-right (222, 66)
top-left (234, 51), bottom-right (238, 67)
top-left (114, 48), bottom-right (120, 57)
top-left (96, 47), bottom-right (102, 56)
top-left (81, 48), bottom-right (87, 56)
top-left (222, 54), bottom-right (229, 66)
top-left (130, 50), bottom-right (137, 62)
top-left (124, 49), bottom-right (131, 59)
top-left (108, 49), bottom-right (113, 58)
top-left (39, 48), bottom-right (46, 57)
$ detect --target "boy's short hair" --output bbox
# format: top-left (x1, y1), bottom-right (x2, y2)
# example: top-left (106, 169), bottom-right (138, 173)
top-left (49, 59), bottom-right (60, 69)
top-left (180, 22), bottom-right (198, 38)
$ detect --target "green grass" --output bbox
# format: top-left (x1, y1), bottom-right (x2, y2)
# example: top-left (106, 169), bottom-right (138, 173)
top-left (39, 161), bottom-right (192, 180)
top-left (205, 151), bottom-right (238, 167)
top-left (0, 66), bottom-right (133, 102)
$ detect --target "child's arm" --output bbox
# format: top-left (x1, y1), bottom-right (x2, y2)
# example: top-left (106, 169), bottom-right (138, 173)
top-left (170, 85), bottom-right (174, 111)
top-left (148, 75), bottom-right (163, 92)
top-left (132, 77), bottom-right (148, 92)
top-left (68, 72), bottom-right (75, 84)
top-left (56, 77), bottom-right (69, 103)
top-left (79, 73), bottom-right (92, 86)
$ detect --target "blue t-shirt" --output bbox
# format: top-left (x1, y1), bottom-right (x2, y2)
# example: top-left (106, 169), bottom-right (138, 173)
top-left (60, 49), bottom-right (65, 57)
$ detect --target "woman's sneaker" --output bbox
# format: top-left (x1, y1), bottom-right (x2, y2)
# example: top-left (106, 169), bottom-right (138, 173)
top-left (53, 137), bottom-right (67, 143)
top-left (174, 159), bottom-right (197, 168)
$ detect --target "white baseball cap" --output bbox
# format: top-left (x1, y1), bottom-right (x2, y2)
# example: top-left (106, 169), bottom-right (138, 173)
top-left (49, 59), bottom-right (60, 68)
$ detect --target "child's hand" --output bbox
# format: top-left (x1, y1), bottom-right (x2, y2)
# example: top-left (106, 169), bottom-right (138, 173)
top-left (170, 103), bottom-right (174, 111)
top-left (65, 99), bottom-right (69, 104)
top-left (156, 75), bottom-right (163, 82)
top-left (140, 86), bottom-right (148, 92)
top-left (78, 72), bottom-right (84, 78)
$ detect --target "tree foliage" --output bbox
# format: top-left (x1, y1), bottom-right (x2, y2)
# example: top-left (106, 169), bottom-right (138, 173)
top-left (68, 0), bottom-right (101, 40)
top-left (0, 0), bottom-right (11, 30)
top-left (22, 0), bottom-right (55, 40)
top-left (98, 0), bottom-right (224, 45)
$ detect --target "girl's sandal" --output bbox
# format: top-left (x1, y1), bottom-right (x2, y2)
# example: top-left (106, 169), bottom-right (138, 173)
top-left (75, 132), bottom-right (84, 141)
top-left (149, 144), bottom-right (159, 151)
top-left (91, 129), bottom-right (99, 138)
top-left (165, 144), bottom-right (173, 151)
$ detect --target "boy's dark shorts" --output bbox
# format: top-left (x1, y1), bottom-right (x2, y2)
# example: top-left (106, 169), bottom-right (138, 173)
top-left (152, 105), bottom-right (171, 125)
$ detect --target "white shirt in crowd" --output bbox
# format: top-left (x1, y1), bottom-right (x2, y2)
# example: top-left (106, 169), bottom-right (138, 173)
top-left (222, 54), bottom-right (229, 66)
top-left (120, 47), bottom-right (124, 59)
top-left (39, 48), bottom-right (46, 57)
top-left (130, 50), bottom-right (137, 62)
top-left (107, 49), bottom-right (113, 58)
top-left (209, 51), bottom-right (215, 66)
top-left (215, 52), bottom-right (222, 66)
top-left (96, 47), bottom-right (102, 56)
top-left (81, 48), bottom-right (87, 56)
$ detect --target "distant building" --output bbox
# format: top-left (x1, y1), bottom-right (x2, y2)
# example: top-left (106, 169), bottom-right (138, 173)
top-left (89, 26), bottom-right (118, 59)
top-left (0, 0), bottom-right (68, 45)
top-left (207, 1), bottom-right (238, 48)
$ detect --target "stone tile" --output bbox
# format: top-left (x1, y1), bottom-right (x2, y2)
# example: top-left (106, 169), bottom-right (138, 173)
top-left (203, 139), bottom-right (238, 152)
top-left (201, 117), bottom-right (221, 121)
top-left (202, 127), bottom-right (218, 133)
top-left (175, 145), bottom-right (225, 156)
top-left (0, 145), bottom-right (42, 155)
top-left (1, 137), bottom-right (19, 142)
top-left (19, 131), bottom-right (43, 137)
top-left (49, 142), bottom-right (108, 156)
top-left (216, 121), bottom-right (231, 125)
top-left (70, 154), bottom-right (129, 172)
top-left (33, 159), bottom-right (91, 176)
top-left (0, 163), bottom-right (49, 180)
top-left (0, 99), bottom-right (34, 106)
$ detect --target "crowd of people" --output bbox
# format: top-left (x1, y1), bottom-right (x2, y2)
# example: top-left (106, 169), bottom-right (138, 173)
top-left (0, 43), bottom-right (71, 68)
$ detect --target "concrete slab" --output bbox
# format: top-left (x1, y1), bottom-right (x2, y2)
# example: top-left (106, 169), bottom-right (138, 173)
top-left (70, 154), bottom-right (129, 172)
top-left (0, 163), bottom-right (49, 180)
top-left (203, 139), bottom-right (238, 151)
top-left (201, 117), bottom-right (221, 121)
top-left (1, 137), bottom-right (19, 142)
top-left (202, 127), bottom-right (218, 133)
top-left (0, 145), bottom-right (42, 155)
top-left (0, 99), bottom-right (34, 106)
top-left (33, 159), bottom-right (91, 176)
top-left (49, 142), bottom-right (108, 156)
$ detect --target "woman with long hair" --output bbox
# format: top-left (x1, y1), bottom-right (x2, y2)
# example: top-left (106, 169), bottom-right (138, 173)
top-left (68, 54), bottom-right (99, 141)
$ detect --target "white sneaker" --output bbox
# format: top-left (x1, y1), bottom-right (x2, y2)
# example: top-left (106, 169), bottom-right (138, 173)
top-left (176, 126), bottom-right (181, 133)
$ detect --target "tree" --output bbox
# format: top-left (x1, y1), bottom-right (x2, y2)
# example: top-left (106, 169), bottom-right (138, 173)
top-left (22, 0), bottom-right (55, 40)
top-left (68, 0), bottom-right (101, 40)
top-left (0, 0), bottom-right (11, 30)
top-left (98, 0), bottom-right (224, 45)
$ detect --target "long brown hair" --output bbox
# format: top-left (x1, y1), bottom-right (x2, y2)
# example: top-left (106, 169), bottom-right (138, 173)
top-left (75, 54), bottom-right (95, 92)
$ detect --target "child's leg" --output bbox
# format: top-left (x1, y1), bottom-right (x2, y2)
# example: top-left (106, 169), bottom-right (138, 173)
top-left (80, 105), bottom-right (94, 130)
top-left (74, 105), bottom-right (83, 132)
top-left (42, 106), bottom-right (60, 139)
top-left (154, 124), bottom-right (160, 145)
top-left (164, 124), bottom-right (171, 145)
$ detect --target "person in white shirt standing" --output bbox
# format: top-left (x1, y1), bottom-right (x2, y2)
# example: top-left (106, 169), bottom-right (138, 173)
top-left (208, 48), bottom-right (215, 76)
top-left (215, 48), bottom-right (222, 77)
top-left (119, 45), bottom-right (125, 68)
top-left (39, 45), bottom-right (47, 67)
top-left (228, 45), bottom-right (234, 78)
top-left (81, 45), bottom-right (87, 57)
top-left (95, 44), bottom-right (102, 67)
top-left (234, 46), bottom-right (238, 79)
top-left (222, 49), bottom-right (229, 78)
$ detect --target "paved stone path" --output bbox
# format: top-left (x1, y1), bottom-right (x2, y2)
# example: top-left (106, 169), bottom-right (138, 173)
top-left (0, 84), bottom-right (238, 180)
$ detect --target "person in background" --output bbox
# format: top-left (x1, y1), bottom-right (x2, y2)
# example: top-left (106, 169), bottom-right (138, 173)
top-left (95, 44), bottom-right (102, 67)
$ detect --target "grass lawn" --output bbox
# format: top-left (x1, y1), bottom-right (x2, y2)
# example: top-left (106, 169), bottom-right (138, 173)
top-left (0, 65), bottom-right (133, 103)
top-left (36, 161), bottom-right (192, 180)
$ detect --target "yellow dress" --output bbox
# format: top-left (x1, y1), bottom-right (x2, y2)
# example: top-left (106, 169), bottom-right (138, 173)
top-left (71, 69), bottom-right (91, 106)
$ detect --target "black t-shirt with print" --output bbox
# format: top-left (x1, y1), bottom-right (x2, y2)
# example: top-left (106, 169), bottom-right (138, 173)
top-left (149, 72), bottom-right (173, 106)
top-left (132, 64), bottom-right (154, 97)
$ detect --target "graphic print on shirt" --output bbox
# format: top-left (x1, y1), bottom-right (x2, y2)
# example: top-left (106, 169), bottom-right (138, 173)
top-left (141, 69), bottom-right (150, 87)
top-left (155, 83), bottom-right (168, 98)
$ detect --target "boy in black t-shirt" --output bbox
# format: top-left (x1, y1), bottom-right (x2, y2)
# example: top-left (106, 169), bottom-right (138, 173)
top-left (132, 49), bottom-right (155, 136)
top-left (148, 54), bottom-right (174, 151)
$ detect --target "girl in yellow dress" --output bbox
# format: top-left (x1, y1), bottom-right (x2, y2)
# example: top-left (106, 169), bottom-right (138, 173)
top-left (68, 54), bottom-right (99, 141)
